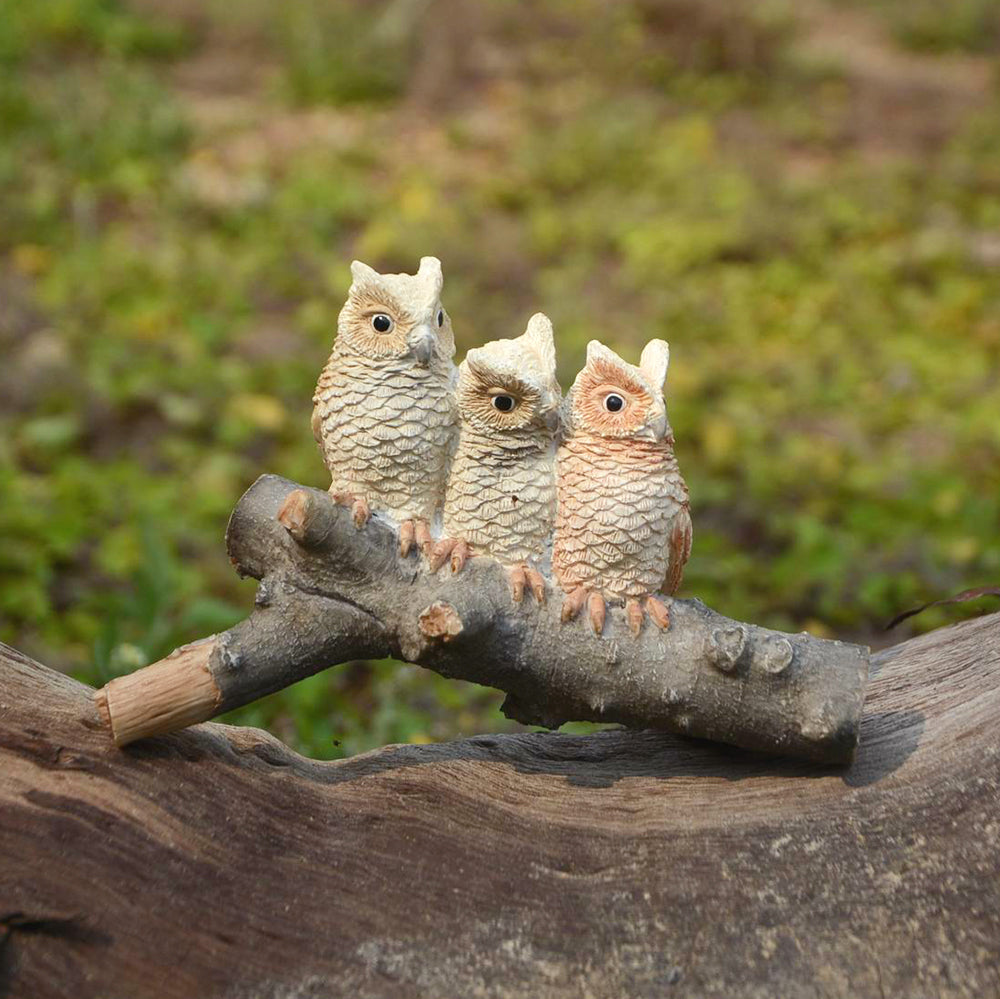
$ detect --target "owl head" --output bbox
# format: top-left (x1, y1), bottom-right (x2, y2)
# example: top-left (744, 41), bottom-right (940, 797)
top-left (564, 339), bottom-right (671, 440)
top-left (457, 313), bottom-right (561, 437)
top-left (336, 256), bottom-right (455, 366)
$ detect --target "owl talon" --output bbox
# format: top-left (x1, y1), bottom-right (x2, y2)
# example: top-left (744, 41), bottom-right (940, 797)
top-left (561, 587), bottom-right (588, 623)
top-left (525, 567), bottom-right (547, 604)
top-left (430, 537), bottom-right (471, 572)
top-left (587, 592), bottom-right (606, 636)
top-left (645, 596), bottom-right (671, 631)
top-left (450, 540), bottom-right (471, 573)
top-left (332, 491), bottom-right (369, 529)
top-left (414, 520), bottom-right (434, 558)
top-left (399, 520), bottom-right (416, 558)
top-left (509, 565), bottom-right (546, 603)
top-left (351, 498), bottom-right (371, 530)
top-left (429, 538), bottom-right (456, 573)
top-left (509, 566), bottom-right (526, 603)
top-left (626, 599), bottom-right (644, 638)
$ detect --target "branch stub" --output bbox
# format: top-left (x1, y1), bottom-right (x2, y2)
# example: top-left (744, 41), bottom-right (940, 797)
top-left (418, 602), bottom-right (464, 642)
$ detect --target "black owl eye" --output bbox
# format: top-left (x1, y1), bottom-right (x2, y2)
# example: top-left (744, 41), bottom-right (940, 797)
top-left (437, 309), bottom-right (444, 327)
top-left (371, 314), bottom-right (393, 333)
top-left (492, 395), bottom-right (516, 412)
top-left (603, 393), bottom-right (625, 413)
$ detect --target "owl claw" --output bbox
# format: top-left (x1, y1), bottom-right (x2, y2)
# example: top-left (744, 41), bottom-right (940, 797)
top-left (401, 520), bottom-right (432, 559)
top-left (561, 587), bottom-right (588, 623)
top-left (626, 599), bottom-right (644, 637)
top-left (526, 568), bottom-right (547, 604)
top-left (429, 537), bottom-right (471, 573)
top-left (414, 520), bottom-right (434, 558)
top-left (399, 520), bottom-right (416, 558)
top-left (450, 540), bottom-right (471, 573)
top-left (509, 566), bottom-right (526, 603)
top-left (587, 592), bottom-right (606, 636)
top-left (509, 565), bottom-right (547, 604)
top-left (645, 596), bottom-right (672, 631)
top-left (429, 538), bottom-right (456, 572)
top-left (332, 491), bottom-right (370, 530)
top-left (351, 499), bottom-right (371, 530)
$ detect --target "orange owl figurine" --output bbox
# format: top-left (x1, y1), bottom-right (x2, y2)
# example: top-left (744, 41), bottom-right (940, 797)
top-left (552, 339), bottom-right (692, 637)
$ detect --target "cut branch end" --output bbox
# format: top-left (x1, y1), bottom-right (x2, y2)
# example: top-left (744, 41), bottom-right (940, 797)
top-left (96, 638), bottom-right (221, 747)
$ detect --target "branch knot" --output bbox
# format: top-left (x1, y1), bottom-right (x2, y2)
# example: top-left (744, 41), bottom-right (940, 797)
top-left (418, 602), bottom-right (464, 643)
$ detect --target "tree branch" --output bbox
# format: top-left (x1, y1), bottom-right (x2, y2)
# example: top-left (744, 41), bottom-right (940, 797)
top-left (95, 474), bottom-right (870, 762)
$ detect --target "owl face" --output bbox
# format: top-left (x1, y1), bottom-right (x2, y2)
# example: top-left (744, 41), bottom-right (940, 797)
top-left (336, 257), bottom-right (455, 365)
top-left (565, 339), bottom-right (670, 440)
top-left (458, 313), bottom-right (561, 436)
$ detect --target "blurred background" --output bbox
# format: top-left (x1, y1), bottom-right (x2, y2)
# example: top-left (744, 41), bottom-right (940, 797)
top-left (1, 0), bottom-right (998, 758)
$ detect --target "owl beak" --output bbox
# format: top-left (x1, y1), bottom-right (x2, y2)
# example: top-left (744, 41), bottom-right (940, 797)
top-left (544, 408), bottom-right (560, 434)
top-left (644, 413), bottom-right (668, 440)
top-left (408, 325), bottom-right (435, 366)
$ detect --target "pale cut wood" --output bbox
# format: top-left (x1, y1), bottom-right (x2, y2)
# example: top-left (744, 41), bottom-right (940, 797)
top-left (2, 611), bottom-right (999, 998)
top-left (93, 475), bottom-right (870, 762)
top-left (98, 638), bottom-right (220, 746)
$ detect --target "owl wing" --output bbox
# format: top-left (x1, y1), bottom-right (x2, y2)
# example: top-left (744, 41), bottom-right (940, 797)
top-left (310, 405), bottom-right (323, 446)
top-left (661, 503), bottom-right (693, 596)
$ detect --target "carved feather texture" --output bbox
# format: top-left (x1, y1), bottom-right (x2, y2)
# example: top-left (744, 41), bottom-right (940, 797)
top-left (313, 258), bottom-right (457, 523)
top-left (441, 314), bottom-right (560, 566)
top-left (553, 340), bottom-right (691, 601)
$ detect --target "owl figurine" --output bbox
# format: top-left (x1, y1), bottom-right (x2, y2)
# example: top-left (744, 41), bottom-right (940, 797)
top-left (430, 313), bottom-right (561, 602)
top-left (552, 339), bottom-right (692, 636)
top-left (312, 257), bottom-right (457, 556)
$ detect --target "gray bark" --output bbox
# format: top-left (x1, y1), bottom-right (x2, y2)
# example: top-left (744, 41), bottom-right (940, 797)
top-left (209, 474), bottom-right (869, 763)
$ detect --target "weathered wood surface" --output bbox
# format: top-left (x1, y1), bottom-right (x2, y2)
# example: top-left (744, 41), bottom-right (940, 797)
top-left (2, 612), bottom-right (999, 999)
top-left (98, 475), bottom-right (869, 762)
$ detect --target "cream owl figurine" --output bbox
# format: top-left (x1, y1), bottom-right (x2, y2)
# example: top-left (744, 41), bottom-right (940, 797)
top-left (430, 313), bottom-right (561, 602)
top-left (312, 257), bottom-right (457, 556)
top-left (552, 339), bottom-right (692, 636)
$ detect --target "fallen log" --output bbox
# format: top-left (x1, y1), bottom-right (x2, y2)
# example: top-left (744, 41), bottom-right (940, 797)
top-left (1, 611), bottom-right (998, 998)
top-left (94, 474), bottom-right (869, 763)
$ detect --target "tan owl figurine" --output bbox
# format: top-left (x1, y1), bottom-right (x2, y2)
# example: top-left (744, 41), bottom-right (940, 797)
top-left (312, 257), bottom-right (457, 556)
top-left (552, 339), bottom-right (692, 636)
top-left (430, 313), bottom-right (561, 603)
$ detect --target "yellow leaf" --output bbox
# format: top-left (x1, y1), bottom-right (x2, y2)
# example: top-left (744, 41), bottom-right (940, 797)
top-left (803, 619), bottom-right (834, 639)
top-left (229, 393), bottom-right (287, 431)
top-left (400, 182), bottom-right (433, 222)
top-left (947, 538), bottom-right (979, 563)
top-left (932, 488), bottom-right (962, 517)
top-left (11, 244), bottom-right (51, 276)
top-left (665, 357), bottom-right (700, 396)
top-left (702, 416), bottom-right (736, 465)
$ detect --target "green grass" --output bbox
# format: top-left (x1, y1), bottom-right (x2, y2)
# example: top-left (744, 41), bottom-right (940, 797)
top-left (2, 0), bottom-right (999, 759)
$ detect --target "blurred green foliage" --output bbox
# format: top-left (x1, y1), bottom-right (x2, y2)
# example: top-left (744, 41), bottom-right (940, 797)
top-left (1, 0), bottom-right (998, 759)
top-left (836, 0), bottom-right (1000, 55)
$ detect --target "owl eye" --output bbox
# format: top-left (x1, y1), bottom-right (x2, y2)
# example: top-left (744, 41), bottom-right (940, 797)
top-left (492, 395), bottom-right (516, 413)
top-left (437, 309), bottom-right (444, 328)
top-left (603, 393), bottom-right (626, 413)
top-left (371, 314), bottom-right (393, 333)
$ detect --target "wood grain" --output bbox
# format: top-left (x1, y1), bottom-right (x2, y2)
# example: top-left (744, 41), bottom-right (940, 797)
top-left (2, 611), bottom-right (999, 997)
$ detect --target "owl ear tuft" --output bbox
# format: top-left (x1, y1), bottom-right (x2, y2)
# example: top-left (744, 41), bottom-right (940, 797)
top-left (639, 339), bottom-right (670, 391)
top-left (350, 260), bottom-right (380, 287)
top-left (418, 256), bottom-right (444, 297)
top-left (522, 313), bottom-right (557, 379)
top-left (586, 339), bottom-right (627, 371)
